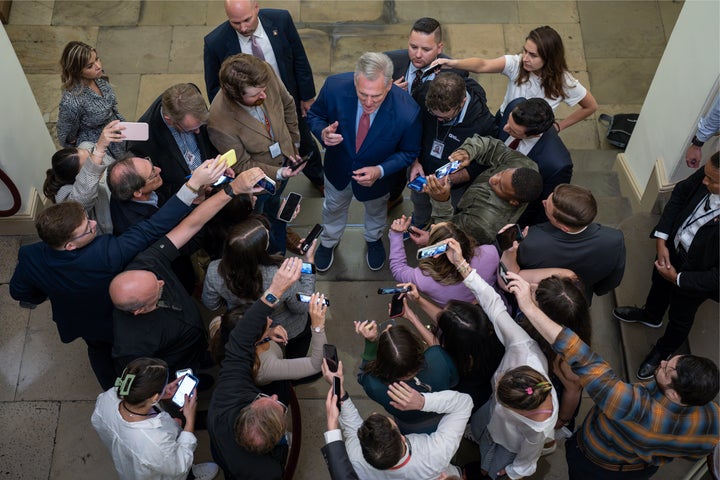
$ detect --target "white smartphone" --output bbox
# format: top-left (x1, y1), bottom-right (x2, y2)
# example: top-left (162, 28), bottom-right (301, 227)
top-left (116, 122), bottom-right (149, 141)
top-left (171, 374), bottom-right (199, 408)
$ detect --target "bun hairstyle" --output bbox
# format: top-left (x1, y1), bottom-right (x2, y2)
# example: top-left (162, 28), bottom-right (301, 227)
top-left (496, 365), bottom-right (552, 411)
top-left (114, 357), bottom-right (168, 405)
top-left (43, 148), bottom-right (82, 202)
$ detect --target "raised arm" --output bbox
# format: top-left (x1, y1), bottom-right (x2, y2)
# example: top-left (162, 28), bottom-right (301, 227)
top-left (432, 55), bottom-right (506, 74)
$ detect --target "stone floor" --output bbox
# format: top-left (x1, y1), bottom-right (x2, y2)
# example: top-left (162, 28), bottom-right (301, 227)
top-left (1, 1), bottom-right (710, 479)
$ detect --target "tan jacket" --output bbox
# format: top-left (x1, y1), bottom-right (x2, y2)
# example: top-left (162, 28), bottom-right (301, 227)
top-left (208, 65), bottom-right (300, 178)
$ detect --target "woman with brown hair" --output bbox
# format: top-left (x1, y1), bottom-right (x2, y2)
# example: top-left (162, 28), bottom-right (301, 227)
top-left (434, 25), bottom-right (597, 132)
top-left (389, 215), bottom-right (499, 307)
top-left (57, 41), bottom-right (126, 157)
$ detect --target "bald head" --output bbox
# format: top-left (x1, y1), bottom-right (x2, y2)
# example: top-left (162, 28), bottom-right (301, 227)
top-left (225, 0), bottom-right (260, 36)
top-left (110, 270), bottom-right (164, 314)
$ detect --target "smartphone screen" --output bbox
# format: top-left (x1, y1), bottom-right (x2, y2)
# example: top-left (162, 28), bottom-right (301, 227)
top-left (212, 175), bottom-right (233, 187)
top-left (300, 224), bottom-right (323, 254)
top-left (290, 152), bottom-right (313, 171)
top-left (277, 192), bottom-right (302, 222)
top-left (377, 287), bottom-right (409, 295)
top-left (117, 122), bottom-right (149, 141)
top-left (296, 293), bottom-right (330, 306)
top-left (333, 376), bottom-right (342, 411)
top-left (171, 374), bottom-right (199, 408)
top-left (301, 262), bottom-right (316, 274)
top-left (407, 176), bottom-right (427, 192)
top-left (499, 262), bottom-right (510, 285)
top-left (416, 242), bottom-right (449, 260)
top-left (389, 293), bottom-right (404, 318)
top-left (256, 176), bottom-right (276, 195)
top-left (324, 344), bottom-right (338, 372)
top-left (495, 225), bottom-right (523, 251)
top-left (435, 160), bottom-right (461, 179)
top-left (175, 368), bottom-right (193, 379)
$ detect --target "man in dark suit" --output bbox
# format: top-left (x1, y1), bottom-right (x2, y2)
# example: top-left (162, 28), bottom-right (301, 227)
top-left (128, 83), bottom-right (217, 201)
top-left (614, 153), bottom-right (719, 380)
top-left (203, 0), bottom-right (323, 191)
top-left (307, 52), bottom-right (421, 272)
top-left (498, 97), bottom-right (573, 226)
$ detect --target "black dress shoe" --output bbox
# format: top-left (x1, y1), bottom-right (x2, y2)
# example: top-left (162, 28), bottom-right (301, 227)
top-left (613, 306), bottom-right (663, 328)
top-left (637, 347), bottom-right (668, 380)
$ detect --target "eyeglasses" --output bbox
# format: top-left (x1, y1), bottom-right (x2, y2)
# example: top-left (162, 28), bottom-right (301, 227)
top-left (662, 362), bottom-right (676, 378)
top-left (254, 393), bottom-right (288, 414)
top-left (432, 105), bottom-right (462, 123)
top-left (145, 165), bottom-right (160, 183)
top-left (67, 216), bottom-right (96, 243)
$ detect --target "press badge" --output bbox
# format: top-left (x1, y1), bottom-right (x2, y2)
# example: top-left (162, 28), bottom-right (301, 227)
top-left (184, 151), bottom-right (196, 165)
top-left (269, 142), bottom-right (282, 158)
top-left (430, 140), bottom-right (445, 159)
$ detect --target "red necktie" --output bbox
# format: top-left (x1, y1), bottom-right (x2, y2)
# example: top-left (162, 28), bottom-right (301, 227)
top-left (251, 35), bottom-right (266, 61)
top-left (508, 137), bottom-right (521, 150)
top-left (356, 113), bottom-right (369, 153)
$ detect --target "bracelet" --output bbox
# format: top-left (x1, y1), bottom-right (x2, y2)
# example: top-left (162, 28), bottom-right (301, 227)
top-left (340, 391), bottom-right (349, 402)
top-left (456, 260), bottom-right (469, 271)
top-left (185, 181), bottom-right (200, 194)
top-left (223, 184), bottom-right (237, 198)
top-left (691, 135), bottom-right (705, 147)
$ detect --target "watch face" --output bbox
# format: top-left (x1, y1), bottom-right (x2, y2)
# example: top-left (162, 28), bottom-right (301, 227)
top-left (265, 292), bottom-right (278, 304)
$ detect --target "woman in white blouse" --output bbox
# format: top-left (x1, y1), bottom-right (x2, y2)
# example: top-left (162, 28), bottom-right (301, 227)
top-left (445, 239), bottom-right (558, 480)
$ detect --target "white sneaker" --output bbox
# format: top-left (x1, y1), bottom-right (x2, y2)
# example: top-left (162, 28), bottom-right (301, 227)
top-left (191, 462), bottom-right (219, 480)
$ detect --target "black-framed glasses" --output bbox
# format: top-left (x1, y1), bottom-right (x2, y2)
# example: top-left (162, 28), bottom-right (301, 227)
top-left (254, 393), bottom-right (288, 414)
top-left (67, 215), bottom-right (96, 243)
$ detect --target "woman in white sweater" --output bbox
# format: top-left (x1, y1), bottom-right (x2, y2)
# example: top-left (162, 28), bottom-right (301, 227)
top-left (445, 239), bottom-right (558, 480)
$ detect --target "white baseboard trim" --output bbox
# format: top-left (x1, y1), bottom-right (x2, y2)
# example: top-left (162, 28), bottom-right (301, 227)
top-left (0, 188), bottom-right (46, 235)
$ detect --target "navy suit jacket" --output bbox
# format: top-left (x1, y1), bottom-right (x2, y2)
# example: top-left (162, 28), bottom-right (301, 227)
top-left (128, 92), bottom-right (217, 200)
top-left (307, 72), bottom-right (421, 201)
top-left (498, 103), bottom-right (573, 225)
top-left (654, 168), bottom-right (718, 298)
top-left (203, 9), bottom-right (315, 104)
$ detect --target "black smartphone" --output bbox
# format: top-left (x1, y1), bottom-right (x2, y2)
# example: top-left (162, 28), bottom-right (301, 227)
top-left (496, 224), bottom-right (524, 251)
top-left (296, 292), bottom-right (330, 306)
top-left (333, 376), bottom-right (342, 411)
top-left (256, 176), bottom-right (276, 195)
top-left (377, 286), bottom-right (409, 295)
top-left (389, 293), bottom-right (404, 318)
top-left (171, 373), bottom-right (199, 408)
top-left (324, 344), bottom-right (338, 373)
top-left (300, 224), bottom-right (324, 255)
top-left (301, 262), bottom-right (316, 274)
top-left (499, 262), bottom-right (510, 285)
top-left (277, 192), bottom-right (302, 222)
top-left (289, 152), bottom-right (313, 171)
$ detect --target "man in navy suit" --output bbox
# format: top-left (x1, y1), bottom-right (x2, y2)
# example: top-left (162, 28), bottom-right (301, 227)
top-left (307, 52), bottom-right (421, 272)
top-left (497, 97), bottom-right (573, 226)
top-left (203, 0), bottom-right (323, 191)
top-left (614, 153), bottom-right (719, 380)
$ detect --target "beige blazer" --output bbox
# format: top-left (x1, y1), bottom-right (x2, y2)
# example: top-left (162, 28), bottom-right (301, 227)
top-left (207, 64), bottom-right (300, 178)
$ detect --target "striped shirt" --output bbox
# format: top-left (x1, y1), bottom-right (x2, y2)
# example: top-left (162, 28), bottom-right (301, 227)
top-left (553, 328), bottom-right (719, 467)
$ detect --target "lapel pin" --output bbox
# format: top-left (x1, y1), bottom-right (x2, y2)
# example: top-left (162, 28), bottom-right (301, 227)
top-left (273, 29), bottom-right (278, 36)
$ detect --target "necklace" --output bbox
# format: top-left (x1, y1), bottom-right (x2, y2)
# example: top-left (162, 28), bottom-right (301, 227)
top-left (121, 401), bottom-right (156, 417)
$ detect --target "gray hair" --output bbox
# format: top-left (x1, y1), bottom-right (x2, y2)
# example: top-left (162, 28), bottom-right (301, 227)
top-left (354, 52), bottom-right (393, 87)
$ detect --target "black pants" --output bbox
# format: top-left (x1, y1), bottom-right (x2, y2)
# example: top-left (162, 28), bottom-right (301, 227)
top-left (566, 434), bottom-right (658, 480)
top-left (643, 261), bottom-right (714, 357)
top-left (284, 316), bottom-right (311, 360)
top-left (85, 339), bottom-right (117, 390)
top-left (297, 114), bottom-right (324, 186)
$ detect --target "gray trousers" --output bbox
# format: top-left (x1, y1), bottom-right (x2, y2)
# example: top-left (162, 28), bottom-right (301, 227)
top-left (320, 177), bottom-right (389, 247)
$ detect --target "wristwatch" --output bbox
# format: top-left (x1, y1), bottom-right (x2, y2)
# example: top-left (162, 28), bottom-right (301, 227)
top-left (223, 184), bottom-right (237, 198)
top-left (263, 291), bottom-right (279, 306)
top-left (313, 325), bottom-right (325, 333)
top-left (691, 136), bottom-right (705, 147)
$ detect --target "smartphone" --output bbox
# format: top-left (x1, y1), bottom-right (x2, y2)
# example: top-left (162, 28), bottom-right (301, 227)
top-left (301, 262), bottom-right (316, 274)
top-left (499, 262), bottom-right (510, 285)
top-left (218, 149), bottom-right (237, 168)
top-left (435, 160), bottom-right (461, 179)
top-left (212, 175), bottom-right (233, 187)
top-left (171, 373), bottom-right (199, 408)
top-left (324, 344), bottom-right (338, 373)
top-left (333, 376), bottom-right (342, 411)
top-left (277, 192), bottom-right (302, 222)
top-left (256, 176), bottom-right (276, 195)
top-left (407, 176), bottom-right (427, 192)
top-left (416, 242), bottom-right (448, 260)
top-left (377, 286), bottom-right (409, 295)
top-left (495, 224), bottom-right (524, 251)
top-left (389, 293), bottom-right (404, 318)
top-left (296, 293), bottom-right (330, 306)
top-left (117, 122), bottom-right (149, 141)
top-left (300, 224), bottom-right (324, 255)
top-left (289, 152), bottom-right (313, 171)
top-left (175, 368), bottom-right (193, 379)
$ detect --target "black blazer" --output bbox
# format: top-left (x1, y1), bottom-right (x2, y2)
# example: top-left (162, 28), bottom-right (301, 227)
top-left (203, 9), bottom-right (315, 104)
top-left (128, 92), bottom-right (217, 201)
top-left (320, 440), bottom-right (359, 480)
top-left (653, 168), bottom-right (719, 298)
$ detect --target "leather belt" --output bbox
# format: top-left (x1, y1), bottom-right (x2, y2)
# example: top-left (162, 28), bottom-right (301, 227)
top-left (576, 433), bottom-right (650, 472)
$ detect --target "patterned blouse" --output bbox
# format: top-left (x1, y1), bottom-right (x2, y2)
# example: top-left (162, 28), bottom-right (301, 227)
top-left (57, 78), bottom-right (126, 157)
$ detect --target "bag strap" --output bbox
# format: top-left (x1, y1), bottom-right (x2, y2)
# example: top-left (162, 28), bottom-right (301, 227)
top-left (598, 113), bottom-right (613, 127)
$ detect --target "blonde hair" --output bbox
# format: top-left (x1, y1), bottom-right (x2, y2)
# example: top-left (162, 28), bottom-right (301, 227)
top-left (59, 41), bottom-right (104, 91)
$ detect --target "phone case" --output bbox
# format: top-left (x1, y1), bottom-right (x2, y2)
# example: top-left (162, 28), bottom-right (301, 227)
top-left (219, 149), bottom-right (237, 168)
top-left (277, 193), bottom-right (302, 222)
top-left (118, 122), bottom-right (149, 141)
